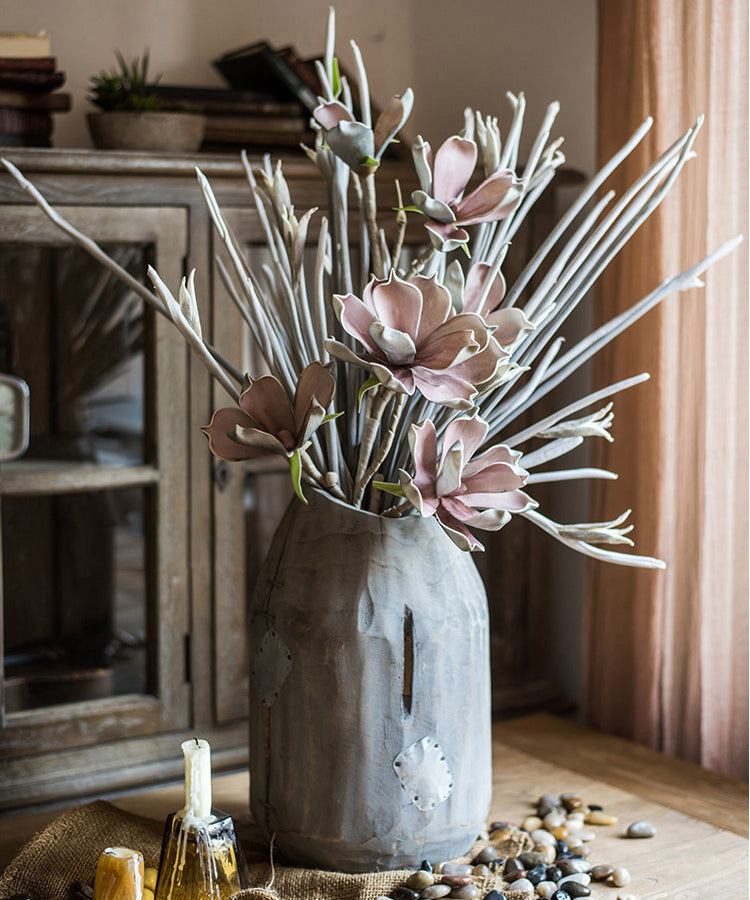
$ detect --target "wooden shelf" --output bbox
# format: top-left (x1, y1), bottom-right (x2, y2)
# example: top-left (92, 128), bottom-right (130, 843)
top-left (0, 461), bottom-right (159, 496)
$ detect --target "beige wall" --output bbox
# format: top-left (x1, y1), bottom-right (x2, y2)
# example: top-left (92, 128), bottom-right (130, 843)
top-left (4, 0), bottom-right (596, 174)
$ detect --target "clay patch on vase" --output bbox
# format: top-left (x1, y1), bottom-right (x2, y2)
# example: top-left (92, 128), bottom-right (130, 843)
top-left (393, 736), bottom-right (453, 811)
top-left (252, 628), bottom-right (292, 707)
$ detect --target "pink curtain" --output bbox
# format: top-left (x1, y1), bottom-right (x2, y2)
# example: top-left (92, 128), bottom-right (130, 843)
top-left (586, 0), bottom-right (748, 778)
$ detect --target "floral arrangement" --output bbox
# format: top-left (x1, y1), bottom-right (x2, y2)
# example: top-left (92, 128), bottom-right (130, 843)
top-left (4, 11), bottom-right (737, 565)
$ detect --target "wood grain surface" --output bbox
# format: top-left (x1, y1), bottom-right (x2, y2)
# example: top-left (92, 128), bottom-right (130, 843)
top-left (0, 714), bottom-right (746, 896)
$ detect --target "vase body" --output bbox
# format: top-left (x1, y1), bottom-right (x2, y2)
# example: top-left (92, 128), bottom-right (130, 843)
top-left (248, 490), bottom-right (491, 872)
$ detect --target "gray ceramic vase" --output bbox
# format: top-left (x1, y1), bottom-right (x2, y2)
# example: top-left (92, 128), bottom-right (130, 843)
top-left (249, 489), bottom-right (492, 872)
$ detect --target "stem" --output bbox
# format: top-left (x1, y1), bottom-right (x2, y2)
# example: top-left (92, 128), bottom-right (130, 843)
top-left (392, 179), bottom-right (407, 272)
top-left (363, 171), bottom-right (383, 277)
top-left (407, 246), bottom-right (436, 278)
top-left (358, 392), bottom-right (407, 508)
top-left (352, 388), bottom-right (390, 507)
top-left (368, 472), bottom-right (384, 513)
top-left (301, 449), bottom-right (347, 501)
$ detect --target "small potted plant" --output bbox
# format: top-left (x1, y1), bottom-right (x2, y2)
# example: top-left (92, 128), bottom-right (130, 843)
top-left (87, 50), bottom-right (205, 152)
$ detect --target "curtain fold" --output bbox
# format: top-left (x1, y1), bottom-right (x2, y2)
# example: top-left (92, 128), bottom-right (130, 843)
top-left (586, 0), bottom-right (748, 778)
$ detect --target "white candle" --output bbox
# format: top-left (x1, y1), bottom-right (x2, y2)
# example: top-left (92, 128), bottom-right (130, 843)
top-left (181, 737), bottom-right (212, 820)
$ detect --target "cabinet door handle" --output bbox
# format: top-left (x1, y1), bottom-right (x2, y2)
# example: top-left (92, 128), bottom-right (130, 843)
top-left (214, 460), bottom-right (231, 492)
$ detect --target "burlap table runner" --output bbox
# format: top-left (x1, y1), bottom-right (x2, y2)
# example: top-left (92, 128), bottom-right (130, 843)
top-left (0, 801), bottom-right (533, 900)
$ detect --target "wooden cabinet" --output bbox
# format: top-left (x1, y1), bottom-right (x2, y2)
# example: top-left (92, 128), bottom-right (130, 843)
top-left (0, 148), bottom-right (583, 812)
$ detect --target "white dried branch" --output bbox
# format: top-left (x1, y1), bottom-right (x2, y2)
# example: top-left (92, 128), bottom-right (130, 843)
top-left (526, 467), bottom-right (618, 484)
top-left (539, 402), bottom-right (614, 442)
top-left (520, 436), bottom-right (584, 469)
top-left (503, 372), bottom-right (650, 447)
top-left (521, 509), bottom-right (665, 568)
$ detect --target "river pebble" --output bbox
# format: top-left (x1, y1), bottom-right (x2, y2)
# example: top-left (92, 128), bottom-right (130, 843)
top-left (585, 810), bottom-right (617, 826)
top-left (419, 884), bottom-right (451, 900)
top-left (537, 794), bottom-right (562, 817)
top-left (611, 867), bottom-right (631, 887)
top-left (531, 828), bottom-right (556, 846)
top-left (419, 886), bottom-right (451, 900)
top-left (543, 811), bottom-right (567, 829)
top-left (536, 881), bottom-right (557, 898)
top-left (408, 872), bottom-right (435, 890)
top-left (523, 815), bottom-right (544, 832)
top-left (471, 864), bottom-right (489, 879)
top-left (590, 864), bottom-right (614, 881)
top-left (441, 864), bottom-right (473, 877)
top-left (626, 820), bottom-right (656, 838)
top-left (560, 794), bottom-right (583, 812)
top-left (549, 892), bottom-right (571, 900)
top-left (390, 888), bottom-right (418, 900)
top-left (526, 863), bottom-right (548, 885)
top-left (483, 892), bottom-right (506, 900)
top-left (473, 846), bottom-right (499, 864)
top-left (448, 885), bottom-right (479, 899)
top-left (504, 858), bottom-right (524, 877)
top-left (440, 875), bottom-right (471, 888)
top-left (561, 884), bottom-right (590, 899)
top-left (507, 878), bottom-right (534, 893)
top-left (558, 873), bottom-right (590, 887)
top-left (557, 860), bottom-right (591, 876)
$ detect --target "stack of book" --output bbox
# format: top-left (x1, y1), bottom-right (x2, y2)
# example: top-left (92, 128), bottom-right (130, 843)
top-left (148, 84), bottom-right (314, 152)
top-left (0, 32), bottom-right (71, 148)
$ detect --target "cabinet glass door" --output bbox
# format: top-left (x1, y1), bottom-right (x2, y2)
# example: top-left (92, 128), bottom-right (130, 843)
top-left (0, 206), bottom-right (190, 790)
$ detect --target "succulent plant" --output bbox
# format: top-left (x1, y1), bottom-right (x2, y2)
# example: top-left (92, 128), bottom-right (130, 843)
top-left (87, 49), bottom-right (163, 112)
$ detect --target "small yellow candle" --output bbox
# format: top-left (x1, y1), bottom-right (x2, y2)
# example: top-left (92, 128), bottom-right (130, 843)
top-left (181, 737), bottom-right (212, 820)
top-left (93, 846), bottom-right (144, 900)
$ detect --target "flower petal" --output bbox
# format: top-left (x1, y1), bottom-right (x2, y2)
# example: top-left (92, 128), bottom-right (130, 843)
top-left (454, 170), bottom-right (518, 225)
top-left (408, 274), bottom-right (453, 346)
top-left (425, 220), bottom-right (470, 252)
top-left (487, 307), bottom-right (534, 345)
top-left (333, 293), bottom-right (380, 353)
top-left (233, 425), bottom-right (290, 456)
top-left (294, 362), bottom-right (336, 432)
top-left (433, 136), bottom-right (477, 203)
top-left (436, 440), bottom-right (464, 497)
top-left (239, 376), bottom-right (296, 440)
top-left (407, 421), bottom-right (439, 503)
top-left (368, 272), bottom-right (423, 338)
top-left (325, 338), bottom-right (371, 369)
top-left (443, 416), bottom-right (489, 465)
top-left (411, 135), bottom-right (433, 194)
top-left (370, 323), bottom-right (417, 365)
top-left (313, 99), bottom-right (355, 130)
top-left (461, 461), bottom-right (528, 495)
top-left (460, 488), bottom-right (536, 512)
top-left (463, 443), bottom-right (522, 476)
top-left (398, 468), bottom-right (438, 517)
top-left (327, 121), bottom-right (375, 169)
top-left (436, 505), bottom-right (484, 551)
top-left (201, 407), bottom-right (268, 462)
top-left (449, 337), bottom-right (506, 386)
top-left (463, 263), bottom-right (506, 317)
top-left (410, 365), bottom-right (476, 409)
top-left (411, 190), bottom-right (456, 224)
top-left (373, 88), bottom-right (414, 159)
top-left (416, 329), bottom-right (479, 370)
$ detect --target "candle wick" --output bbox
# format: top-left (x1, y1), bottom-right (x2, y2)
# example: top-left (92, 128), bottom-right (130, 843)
top-left (194, 737), bottom-right (199, 746)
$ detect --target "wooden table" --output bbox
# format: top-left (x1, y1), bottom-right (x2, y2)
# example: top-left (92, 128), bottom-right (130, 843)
top-left (1, 714), bottom-right (746, 897)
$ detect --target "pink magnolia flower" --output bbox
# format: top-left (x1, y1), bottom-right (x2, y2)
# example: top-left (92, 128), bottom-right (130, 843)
top-left (398, 416), bottom-right (535, 551)
top-left (201, 362), bottom-right (336, 462)
top-left (325, 271), bottom-right (507, 409)
top-left (313, 89), bottom-right (413, 174)
top-left (457, 262), bottom-right (533, 341)
top-left (411, 135), bottom-right (522, 251)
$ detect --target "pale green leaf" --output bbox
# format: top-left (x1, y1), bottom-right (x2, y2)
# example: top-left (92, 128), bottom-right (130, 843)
top-left (358, 374), bottom-right (380, 410)
top-left (372, 480), bottom-right (406, 498)
top-left (288, 449), bottom-right (308, 504)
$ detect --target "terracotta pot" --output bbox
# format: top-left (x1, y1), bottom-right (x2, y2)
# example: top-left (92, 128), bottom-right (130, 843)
top-left (249, 489), bottom-right (492, 872)
top-left (86, 111), bottom-right (206, 152)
